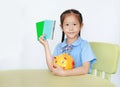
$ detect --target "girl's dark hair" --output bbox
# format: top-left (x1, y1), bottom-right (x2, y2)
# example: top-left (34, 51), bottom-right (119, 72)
top-left (60, 9), bottom-right (83, 42)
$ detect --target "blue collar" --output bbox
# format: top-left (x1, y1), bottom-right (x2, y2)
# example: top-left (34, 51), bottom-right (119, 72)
top-left (61, 37), bottom-right (82, 48)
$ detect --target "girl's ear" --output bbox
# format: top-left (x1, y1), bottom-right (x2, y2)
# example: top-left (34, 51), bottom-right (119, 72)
top-left (80, 23), bottom-right (84, 30)
top-left (60, 24), bottom-right (62, 28)
top-left (60, 24), bottom-right (63, 31)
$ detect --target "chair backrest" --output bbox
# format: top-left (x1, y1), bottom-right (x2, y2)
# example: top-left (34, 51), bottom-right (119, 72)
top-left (90, 42), bottom-right (120, 80)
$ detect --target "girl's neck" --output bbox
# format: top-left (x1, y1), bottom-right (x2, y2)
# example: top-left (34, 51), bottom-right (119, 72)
top-left (66, 36), bottom-right (78, 45)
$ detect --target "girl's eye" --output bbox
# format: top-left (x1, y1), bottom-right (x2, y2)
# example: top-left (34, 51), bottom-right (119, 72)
top-left (73, 24), bottom-right (76, 26)
top-left (66, 24), bottom-right (69, 26)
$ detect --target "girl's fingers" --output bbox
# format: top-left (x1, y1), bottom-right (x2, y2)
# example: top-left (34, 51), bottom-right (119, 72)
top-left (39, 35), bottom-right (44, 40)
top-left (39, 35), bottom-right (45, 43)
top-left (39, 34), bottom-right (46, 41)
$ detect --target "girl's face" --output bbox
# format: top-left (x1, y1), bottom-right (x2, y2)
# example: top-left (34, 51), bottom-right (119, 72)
top-left (62, 14), bottom-right (83, 39)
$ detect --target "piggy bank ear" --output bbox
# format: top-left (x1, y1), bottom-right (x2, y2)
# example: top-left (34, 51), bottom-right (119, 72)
top-left (72, 61), bottom-right (75, 66)
top-left (54, 57), bottom-right (57, 63)
top-left (53, 57), bottom-right (57, 68)
top-left (54, 57), bottom-right (56, 59)
top-left (53, 57), bottom-right (57, 63)
top-left (64, 57), bottom-right (67, 60)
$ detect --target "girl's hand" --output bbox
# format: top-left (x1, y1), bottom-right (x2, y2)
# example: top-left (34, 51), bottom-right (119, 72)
top-left (39, 35), bottom-right (48, 46)
top-left (52, 64), bottom-right (66, 76)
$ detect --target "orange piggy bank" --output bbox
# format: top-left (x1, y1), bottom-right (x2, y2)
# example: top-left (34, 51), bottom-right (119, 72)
top-left (53, 53), bottom-right (74, 70)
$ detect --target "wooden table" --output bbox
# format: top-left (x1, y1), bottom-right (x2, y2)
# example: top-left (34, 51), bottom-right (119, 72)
top-left (0, 70), bottom-right (115, 87)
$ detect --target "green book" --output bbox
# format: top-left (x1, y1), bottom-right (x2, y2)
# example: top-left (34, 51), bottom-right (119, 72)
top-left (36, 20), bottom-right (55, 40)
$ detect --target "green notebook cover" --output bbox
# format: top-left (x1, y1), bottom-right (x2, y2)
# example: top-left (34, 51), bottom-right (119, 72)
top-left (36, 20), bottom-right (55, 40)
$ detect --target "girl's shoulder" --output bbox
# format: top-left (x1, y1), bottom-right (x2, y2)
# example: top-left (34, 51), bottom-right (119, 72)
top-left (54, 42), bottom-right (63, 49)
top-left (79, 38), bottom-right (91, 48)
top-left (55, 39), bottom-right (67, 49)
top-left (81, 39), bottom-right (89, 44)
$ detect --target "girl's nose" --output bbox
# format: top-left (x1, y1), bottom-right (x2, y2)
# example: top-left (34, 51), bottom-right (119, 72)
top-left (69, 25), bottom-right (73, 31)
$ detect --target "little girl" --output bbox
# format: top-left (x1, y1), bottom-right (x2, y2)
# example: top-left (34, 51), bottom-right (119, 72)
top-left (40, 9), bottom-right (96, 76)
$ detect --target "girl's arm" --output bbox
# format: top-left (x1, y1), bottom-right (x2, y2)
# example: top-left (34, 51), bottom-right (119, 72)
top-left (39, 36), bottom-right (53, 71)
top-left (52, 61), bottom-right (90, 76)
top-left (64, 62), bottom-right (90, 76)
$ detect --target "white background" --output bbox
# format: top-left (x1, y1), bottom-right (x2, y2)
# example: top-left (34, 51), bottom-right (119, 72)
top-left (0, 0), bottom-right (120, 86)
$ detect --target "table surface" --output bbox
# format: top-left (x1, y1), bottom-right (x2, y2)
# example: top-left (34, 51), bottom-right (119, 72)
top-left (0, 70), bottom-right (115, 87)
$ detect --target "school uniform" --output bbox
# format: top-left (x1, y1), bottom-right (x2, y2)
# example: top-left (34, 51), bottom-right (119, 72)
top-left (53, 37), bottom-right (97, 73)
